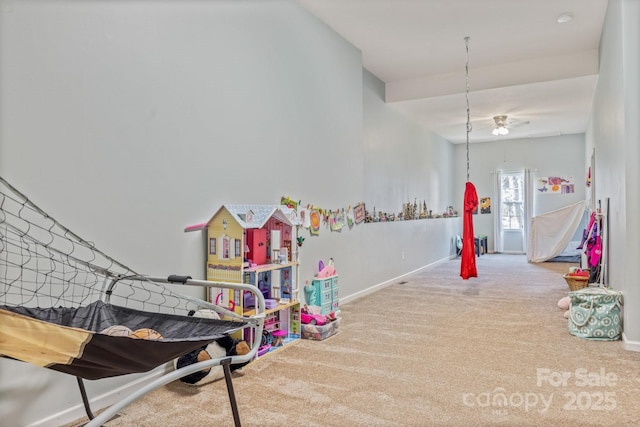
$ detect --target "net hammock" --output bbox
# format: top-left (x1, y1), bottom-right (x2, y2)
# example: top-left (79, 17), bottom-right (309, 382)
top-left (0, 176), bottom-right (259, 380)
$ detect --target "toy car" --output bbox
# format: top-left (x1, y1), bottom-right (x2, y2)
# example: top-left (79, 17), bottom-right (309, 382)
top-left (301, 311), bottom-right (327, 326)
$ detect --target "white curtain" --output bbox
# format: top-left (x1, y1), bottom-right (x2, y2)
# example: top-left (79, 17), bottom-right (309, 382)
top-left (493, 170), bottom-right (504, 253)
top-left (527, 200), bottom-right (587, 263)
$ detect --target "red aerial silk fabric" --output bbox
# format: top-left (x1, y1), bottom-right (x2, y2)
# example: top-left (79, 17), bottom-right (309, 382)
top-left (461, 181), bottom-right (478, 280)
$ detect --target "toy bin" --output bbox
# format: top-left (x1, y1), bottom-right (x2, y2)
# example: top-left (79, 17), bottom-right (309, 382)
top-left (301, 318), bottom-right (341, 341)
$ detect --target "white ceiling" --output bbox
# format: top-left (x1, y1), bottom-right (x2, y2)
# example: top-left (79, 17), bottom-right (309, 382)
top-left (297, 0), bottom-right (608, 143)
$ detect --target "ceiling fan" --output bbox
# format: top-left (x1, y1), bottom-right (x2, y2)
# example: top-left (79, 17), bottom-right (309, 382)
top-left (490, 115), bottom-right (529, 136)
top-left (492, 115), bottom-right (509, 135)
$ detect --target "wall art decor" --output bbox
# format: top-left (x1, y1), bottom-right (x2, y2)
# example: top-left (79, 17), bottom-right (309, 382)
top-left (538, 176), bottom-right (575, 194)
top-left (480, 197), bottom-right (491, 214)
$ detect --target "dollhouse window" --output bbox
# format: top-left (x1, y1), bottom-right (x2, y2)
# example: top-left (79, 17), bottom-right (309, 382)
top-left (209, 238), bottom-right (216, 255)
top-left (235, 240), bottom-right (241, 257)
top-left (223, 237), bottom-right (230, 259)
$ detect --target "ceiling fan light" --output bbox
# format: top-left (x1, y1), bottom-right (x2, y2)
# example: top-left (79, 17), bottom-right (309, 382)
top-left (492, 115), bottom-right (510, 136)
top-left (493, 126), bottom-right (509, 136)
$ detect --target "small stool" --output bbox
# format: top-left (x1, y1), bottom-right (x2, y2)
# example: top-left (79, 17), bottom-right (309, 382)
top-left (474, 235), bottom-right (488, 256)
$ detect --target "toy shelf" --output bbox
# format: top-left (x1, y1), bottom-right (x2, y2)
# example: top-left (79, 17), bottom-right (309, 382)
top-left (243, 301), bottom-right (299, 317)
top-left (243, 262), bottom-right (299, 306)
top-left (245, 301), bottom-right (301, 359)
top-left (260, 334), bottom-right (300, 357)
top-left (245, 261), bottom-right (299, 273)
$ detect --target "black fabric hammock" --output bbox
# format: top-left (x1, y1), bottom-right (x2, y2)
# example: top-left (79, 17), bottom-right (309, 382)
top-left (1, 300), bottom-right (247, 380)
top-left (0, 177), bottom-right (265, 426)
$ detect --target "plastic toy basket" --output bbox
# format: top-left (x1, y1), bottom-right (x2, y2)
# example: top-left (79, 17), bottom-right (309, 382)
top-left (563, 274), bottom-right (590, 291)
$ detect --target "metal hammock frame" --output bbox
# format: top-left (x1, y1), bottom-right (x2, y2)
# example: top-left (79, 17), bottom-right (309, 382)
top-left (0, 176), bottom-right (265, 427)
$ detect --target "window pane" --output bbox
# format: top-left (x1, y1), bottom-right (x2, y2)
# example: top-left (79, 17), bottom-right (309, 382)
top-left (501, 173), bottom-right (524, 230)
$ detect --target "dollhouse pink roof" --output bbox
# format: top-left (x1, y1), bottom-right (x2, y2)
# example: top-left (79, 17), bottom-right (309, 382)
top-left (184, 204), bottom-right (300, 232)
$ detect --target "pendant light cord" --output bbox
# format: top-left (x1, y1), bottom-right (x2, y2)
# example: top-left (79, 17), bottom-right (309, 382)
top-left (464, 36), bottom-right (471, 183)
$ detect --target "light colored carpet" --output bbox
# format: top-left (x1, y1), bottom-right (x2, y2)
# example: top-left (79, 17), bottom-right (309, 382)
top-left (70, 254), bottom-right (640, 426)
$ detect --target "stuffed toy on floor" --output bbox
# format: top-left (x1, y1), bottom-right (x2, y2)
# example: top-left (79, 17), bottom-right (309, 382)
top-left (173, 309), bottom-right (251, 385)
top-left (558, 296), bottom-right (571, 319)
top-left (174, 336), bottom-right (251, 385)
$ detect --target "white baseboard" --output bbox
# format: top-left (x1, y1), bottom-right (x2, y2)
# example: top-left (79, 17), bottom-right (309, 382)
top-left (622, 332), bottom-right (640, 352)
top-left (340, 256), bottom-right (450, 306)
top-left (27, 366), bottom-right (169, 427)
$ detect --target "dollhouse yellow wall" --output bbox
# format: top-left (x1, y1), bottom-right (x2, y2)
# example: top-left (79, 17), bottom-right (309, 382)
top-left (206, 208), bottom-right (244, 283)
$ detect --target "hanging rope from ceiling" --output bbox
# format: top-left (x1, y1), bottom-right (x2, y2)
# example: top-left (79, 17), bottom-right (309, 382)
top-left (460, 36), bottom-right (479, 280)
top-left (464, 36), bottom-right (471, 182)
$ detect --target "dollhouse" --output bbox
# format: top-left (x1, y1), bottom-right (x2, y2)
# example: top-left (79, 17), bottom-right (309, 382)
top-left (185, 204), bottom-right (302, 357)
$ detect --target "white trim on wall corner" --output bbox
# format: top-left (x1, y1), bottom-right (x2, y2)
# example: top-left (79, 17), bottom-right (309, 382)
top-left (622, 332), bottom-right (640, 352)
top-left (339, 256), bottom-right (450, 306)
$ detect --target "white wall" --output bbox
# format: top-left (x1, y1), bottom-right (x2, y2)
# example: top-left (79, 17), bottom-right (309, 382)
top-left (0, 1), bottom-right (362, 425)
top-left (364, 70), bottom-right (456, 216)
top-left (621, 0), bottom-right (640, 347)
top-left (587, 0), bottom-right (640, 346)
top-left (453, 134), bottom-right (586, 252)
top-left (0, 1), bottom-right (457, 425)
top-left (362, 69), bottom-right (460, 280)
